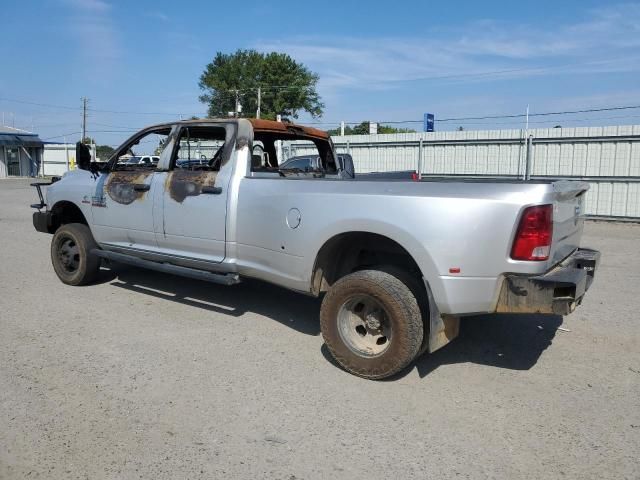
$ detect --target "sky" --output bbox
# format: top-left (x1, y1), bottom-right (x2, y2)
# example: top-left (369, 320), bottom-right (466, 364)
top-left (1, 0), bottom-right (640, 145)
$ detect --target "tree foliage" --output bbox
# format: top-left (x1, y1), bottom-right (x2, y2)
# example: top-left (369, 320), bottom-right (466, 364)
top-left (81, 137), bottom-right (115, 161)
top-left (326, 122), bottom-right (416, 136)
top-left (81, 139), bottom-right (114, 161)
top-left (199, 49), bottom-right (324, 120)
top-left (96, 145), bottom-right (115, 161)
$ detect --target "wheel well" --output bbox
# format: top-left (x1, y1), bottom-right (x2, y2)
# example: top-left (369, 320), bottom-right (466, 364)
top-left (311, 232), bottom-right (424, 296)
top-left (50, 201), bottom-right (88, 232)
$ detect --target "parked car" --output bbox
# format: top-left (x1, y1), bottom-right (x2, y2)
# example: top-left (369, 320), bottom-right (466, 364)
top-left (281, 154), bottom-right (417, 180)
top-left (121, 155), bottom-right (159, 166)
top-left (176, 156), bottom-right (209, 169)
top-left (279, 155), bottom-right (322, 172)
top-left (31, 118), bottom-right (600, 379)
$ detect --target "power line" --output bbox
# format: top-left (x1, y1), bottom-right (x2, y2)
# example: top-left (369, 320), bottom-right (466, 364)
top-left (15, 122), bottom-right (77, 131)
top-left (42, 129), bottom-right (140, 141)
top-left (436, 104), bottom-right (640, 123)
top-left (18, 91), bottom-right (640, 140)
top-left (92, 121), bottom-right (144, 130)
top-left (42, 131), bottom-right (82, 140)
top-left (87, 107), bottom-right (208, 116)
top-left (7, 89), bottom-right (639, 123)
top-left (0, 97), bottom-right (81, 111)
top-left (457, 112), bottom-right (640, 127)
top-left (303, 104), bottom-right (640, 126)
top-left (0, 95), bottom-right (206, 117)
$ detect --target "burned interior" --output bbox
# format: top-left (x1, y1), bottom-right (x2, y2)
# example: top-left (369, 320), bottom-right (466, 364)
top-left (102, 124), bottom-right (230, 204)
top-left (111, 127), bottom-right (172, 171)
top-left (165, 125), bottom-right (227, 202)
top-left (249, 120), bottom-right (338, 177)
top-left (103, 127), bottom-right (171, 204)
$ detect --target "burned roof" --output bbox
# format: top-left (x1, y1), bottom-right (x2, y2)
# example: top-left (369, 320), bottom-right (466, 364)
top-left (144, 118), bottom-right (329, 140)
top-left (246, 119), bottom-right (328, 139)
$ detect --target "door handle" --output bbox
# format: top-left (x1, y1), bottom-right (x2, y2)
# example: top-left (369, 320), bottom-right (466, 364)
top-left (201, 186), bottom-right (222, 194)
top-left (133, 183), bottom-right (150, 192)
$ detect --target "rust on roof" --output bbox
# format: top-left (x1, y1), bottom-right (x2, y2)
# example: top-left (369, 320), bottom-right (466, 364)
top-left (247, 118), bottom-right (328, 139)
top-left (144, 118), bottom-right (329, 139)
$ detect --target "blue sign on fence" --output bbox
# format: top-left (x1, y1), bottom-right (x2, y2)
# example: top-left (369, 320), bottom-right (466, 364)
top-left (423, 113), bottom-right (435, 132)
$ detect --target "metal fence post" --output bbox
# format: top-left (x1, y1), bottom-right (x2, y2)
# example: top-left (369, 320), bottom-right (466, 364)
top-left (64, 140), bottom-right (69, 172)
top-left (417, 139), bottom-right (423, 179)
top-left (346, 140), bottom-right (350, 155)
top-left (524, 135), bottom-right (533, 181)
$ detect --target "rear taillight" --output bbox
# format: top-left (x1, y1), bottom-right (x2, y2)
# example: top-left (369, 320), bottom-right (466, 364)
top-left (511, 205), bottom-right (553, 261)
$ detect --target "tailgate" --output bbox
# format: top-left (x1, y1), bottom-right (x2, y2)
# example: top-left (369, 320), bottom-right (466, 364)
top-left (549, 181), bottom-right (589, 265)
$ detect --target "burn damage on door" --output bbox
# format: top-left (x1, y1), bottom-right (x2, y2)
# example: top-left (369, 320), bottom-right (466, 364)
top-left (165, 170), bottom-right (218, 203)
top-left (105, 171), bottom-right (153, 205)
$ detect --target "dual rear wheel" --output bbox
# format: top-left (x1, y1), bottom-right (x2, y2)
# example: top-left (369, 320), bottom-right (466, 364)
top-left (320, 269), bottom-right (426, 380)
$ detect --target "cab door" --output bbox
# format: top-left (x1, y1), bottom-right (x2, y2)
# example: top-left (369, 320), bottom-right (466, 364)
top-left (90, 126), bottom-right (174, 251)
top-left (154, 123), bottom-right (235, 263)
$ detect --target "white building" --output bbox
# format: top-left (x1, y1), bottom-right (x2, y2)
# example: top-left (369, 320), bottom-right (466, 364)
top-left (41, 143), bottom-right (95, 177)
top-left (0, 126), bottom-right (44, 177)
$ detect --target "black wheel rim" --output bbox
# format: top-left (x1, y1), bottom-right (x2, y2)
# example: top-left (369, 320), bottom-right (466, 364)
top-left (58, 237), bottom-right (80, 273)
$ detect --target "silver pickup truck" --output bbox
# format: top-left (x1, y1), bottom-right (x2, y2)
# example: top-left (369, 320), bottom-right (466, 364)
top-left (32, 118), bottom-right (600, 379)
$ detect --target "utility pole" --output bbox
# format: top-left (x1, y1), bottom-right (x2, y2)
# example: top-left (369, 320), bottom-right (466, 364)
top-left (81, 97), bottom-right (88, 143)
top-left (234, 90), bottom-right (239, 118)
top-left (256, 86), bottom-right (261, 119)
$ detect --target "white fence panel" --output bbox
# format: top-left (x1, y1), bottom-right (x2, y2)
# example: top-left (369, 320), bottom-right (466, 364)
top-left (329, 124), bottom-right (640, 220)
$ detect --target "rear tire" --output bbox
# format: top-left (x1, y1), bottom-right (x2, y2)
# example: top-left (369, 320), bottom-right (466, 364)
top-left (50, 223), bottom-right (100, 286)
top-left (320, 269), bottom-right (423, 379)
top-left (373, 265), bottom-right (431, 357)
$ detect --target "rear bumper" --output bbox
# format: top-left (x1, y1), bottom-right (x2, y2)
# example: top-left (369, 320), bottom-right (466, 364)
top-left (495, 248), bottom-right (600, 315)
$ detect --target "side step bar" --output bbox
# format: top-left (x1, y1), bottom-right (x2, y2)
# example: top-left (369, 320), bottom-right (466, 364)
top-left (92, 249), bottom-right (241, 286)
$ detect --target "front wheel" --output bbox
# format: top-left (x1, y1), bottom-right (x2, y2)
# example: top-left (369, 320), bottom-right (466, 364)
top-left (50, 223), bottom-right (100, 286)
top-left (320, 269), bottom-right (424, 379)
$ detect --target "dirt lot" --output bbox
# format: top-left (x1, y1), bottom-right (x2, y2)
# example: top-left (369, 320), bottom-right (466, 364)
top-left (0, 178), bottom-right (638, 479)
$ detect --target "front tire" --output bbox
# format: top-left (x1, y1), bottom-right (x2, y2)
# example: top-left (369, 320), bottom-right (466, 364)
top-left (50, 223), bottom-right (100, 286)
top-left (320, 269), bottom-right (424, 379)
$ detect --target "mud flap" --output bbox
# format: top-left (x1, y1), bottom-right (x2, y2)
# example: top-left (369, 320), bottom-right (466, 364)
top-left (424, 281), bottom-right (460, 353)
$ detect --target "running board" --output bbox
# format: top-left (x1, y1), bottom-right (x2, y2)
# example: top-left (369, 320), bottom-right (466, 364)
top-left (92, 249), bottom-right (241, 286)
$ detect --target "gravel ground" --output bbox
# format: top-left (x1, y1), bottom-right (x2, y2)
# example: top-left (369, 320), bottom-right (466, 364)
top-left (0, 178), bottom-right (638, 479)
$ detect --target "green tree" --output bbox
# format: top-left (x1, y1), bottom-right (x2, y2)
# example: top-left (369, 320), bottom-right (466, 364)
top-left (378, 125), bottom-right (415, 134)
top-left (327, 122), bottom-right (416, 136)
top-left (96, 145), bottom-right (115, 161)
top-left (199, 49), bottom-right (324, 120)
top-left (80, 138), bottom-right (115, 162)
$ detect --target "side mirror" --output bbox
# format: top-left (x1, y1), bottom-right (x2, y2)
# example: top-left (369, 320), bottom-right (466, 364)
top-left (337, 154), bottom-right (355, 179)
top-left (76, 142), bottom-right (91, 170)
